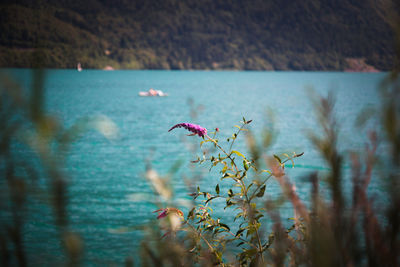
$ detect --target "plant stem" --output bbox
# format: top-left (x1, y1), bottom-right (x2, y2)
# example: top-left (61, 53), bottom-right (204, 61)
top-left (226, 230), bottom-right (259, 249)
top-left (228, 123), bottom-right (245, 152)
top-left (254, 221), bottom-right (265, 262)
top-left (206, 134), bottom-right (239, 173)
top-left (248, 157), bottom-right (295, 201)
top-left (205, 134), bottom-right (250, 206)
top-left (185, 221), bottom-right (215, 254)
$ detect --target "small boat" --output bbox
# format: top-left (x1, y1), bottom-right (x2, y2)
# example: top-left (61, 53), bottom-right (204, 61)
top-left (77, 62), bottom-right (82, 72)
top-left (138, 88), bottom-right (168, 97)
top-left (103, 65), bottom-right (114, 71)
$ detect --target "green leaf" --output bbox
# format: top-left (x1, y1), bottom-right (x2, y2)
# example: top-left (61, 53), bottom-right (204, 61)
top-left (286, 223), bottom-right (296, 234)
top-left (247, 182), bottom-right (254, 190)
top-left (219, 223), bottom-right (230, 231)
top-left (266, 233), bottom-right (275, 248)
top-left (228, 189), bottom-right (234, 197)
top-left (283, 153), bottom-right (295, 168)
top-left (200, 139), bottom-right (212, 147)
top-left (236, 228), bottom-right (245, 237)
top-left (215, 251), bottom-right (223, 261)
top-left (221, 164), bottom-right (228, 174)
top-left (231, 150), bottom-right (245, 158)
top-left (221, 172), bottom-right (235, 180)
top-left (273, 154), bottom-right (282, 164)
top-left (187, 207), bottom-right (195, 220)
top-left (255, 214), bottom-right (264, 221)
top-left (234, 212), bottom-right (243, 222)
top-left (215, 184), bottom-right (220, 194)
top-left (245, 248), bottom-right (258, 257)
top-left (243, 160), bottom-right (249, 171)
top-left (256, 184), bottom-right (266, 197)
top-left (205, 196), bottom-right (219, 204)
top-left (205, 225), bottom-right (214, 232)
top-left (261, 169), bottom-right (272, 174)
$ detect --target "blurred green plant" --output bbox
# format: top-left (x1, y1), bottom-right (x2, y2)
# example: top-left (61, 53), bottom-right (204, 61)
top-left (0, 69), bottom-right (118, 266)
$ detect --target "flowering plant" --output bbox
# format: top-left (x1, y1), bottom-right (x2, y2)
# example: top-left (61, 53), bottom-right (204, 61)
top-left (143, 118), bottom-right (305, 265)
top-left (141, 86), bottom-right (400, 267)
top-left (168, 122), bottom-right (208, 137)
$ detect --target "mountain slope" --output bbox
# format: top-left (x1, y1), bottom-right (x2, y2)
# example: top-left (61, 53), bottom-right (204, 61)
top-left (0, 0), bottom-right (397, 70)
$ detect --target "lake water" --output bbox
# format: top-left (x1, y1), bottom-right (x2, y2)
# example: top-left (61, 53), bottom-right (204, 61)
top-left (1, 69), bottom-right (387, 265)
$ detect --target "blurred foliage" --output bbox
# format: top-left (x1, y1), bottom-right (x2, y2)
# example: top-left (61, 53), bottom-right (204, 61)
top-left (0, 67), bottom-right (118, 266)
top-left (0, 68), bottom-right (78, 266)
top-left (0, 0), bottom-right (398, 70)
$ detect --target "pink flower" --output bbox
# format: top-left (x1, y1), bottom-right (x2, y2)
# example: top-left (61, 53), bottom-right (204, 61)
top-left (153, 208), bottom-right (184, 219)
top-left (155, 209), bottom-right (168, 219)
top-left (168, 123), bottom-right (207, 137)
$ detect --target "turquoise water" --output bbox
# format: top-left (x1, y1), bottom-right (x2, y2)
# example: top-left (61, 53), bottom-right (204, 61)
top-left (1, 69), bottom-right (387, 265)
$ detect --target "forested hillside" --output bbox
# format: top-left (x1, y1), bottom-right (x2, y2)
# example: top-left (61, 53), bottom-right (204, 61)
top-left (0, 0), bottom-right (397, 70)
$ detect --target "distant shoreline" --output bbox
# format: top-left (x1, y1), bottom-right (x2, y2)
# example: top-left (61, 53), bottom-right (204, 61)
top-left (0, 67), bottom-right (384, 74)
